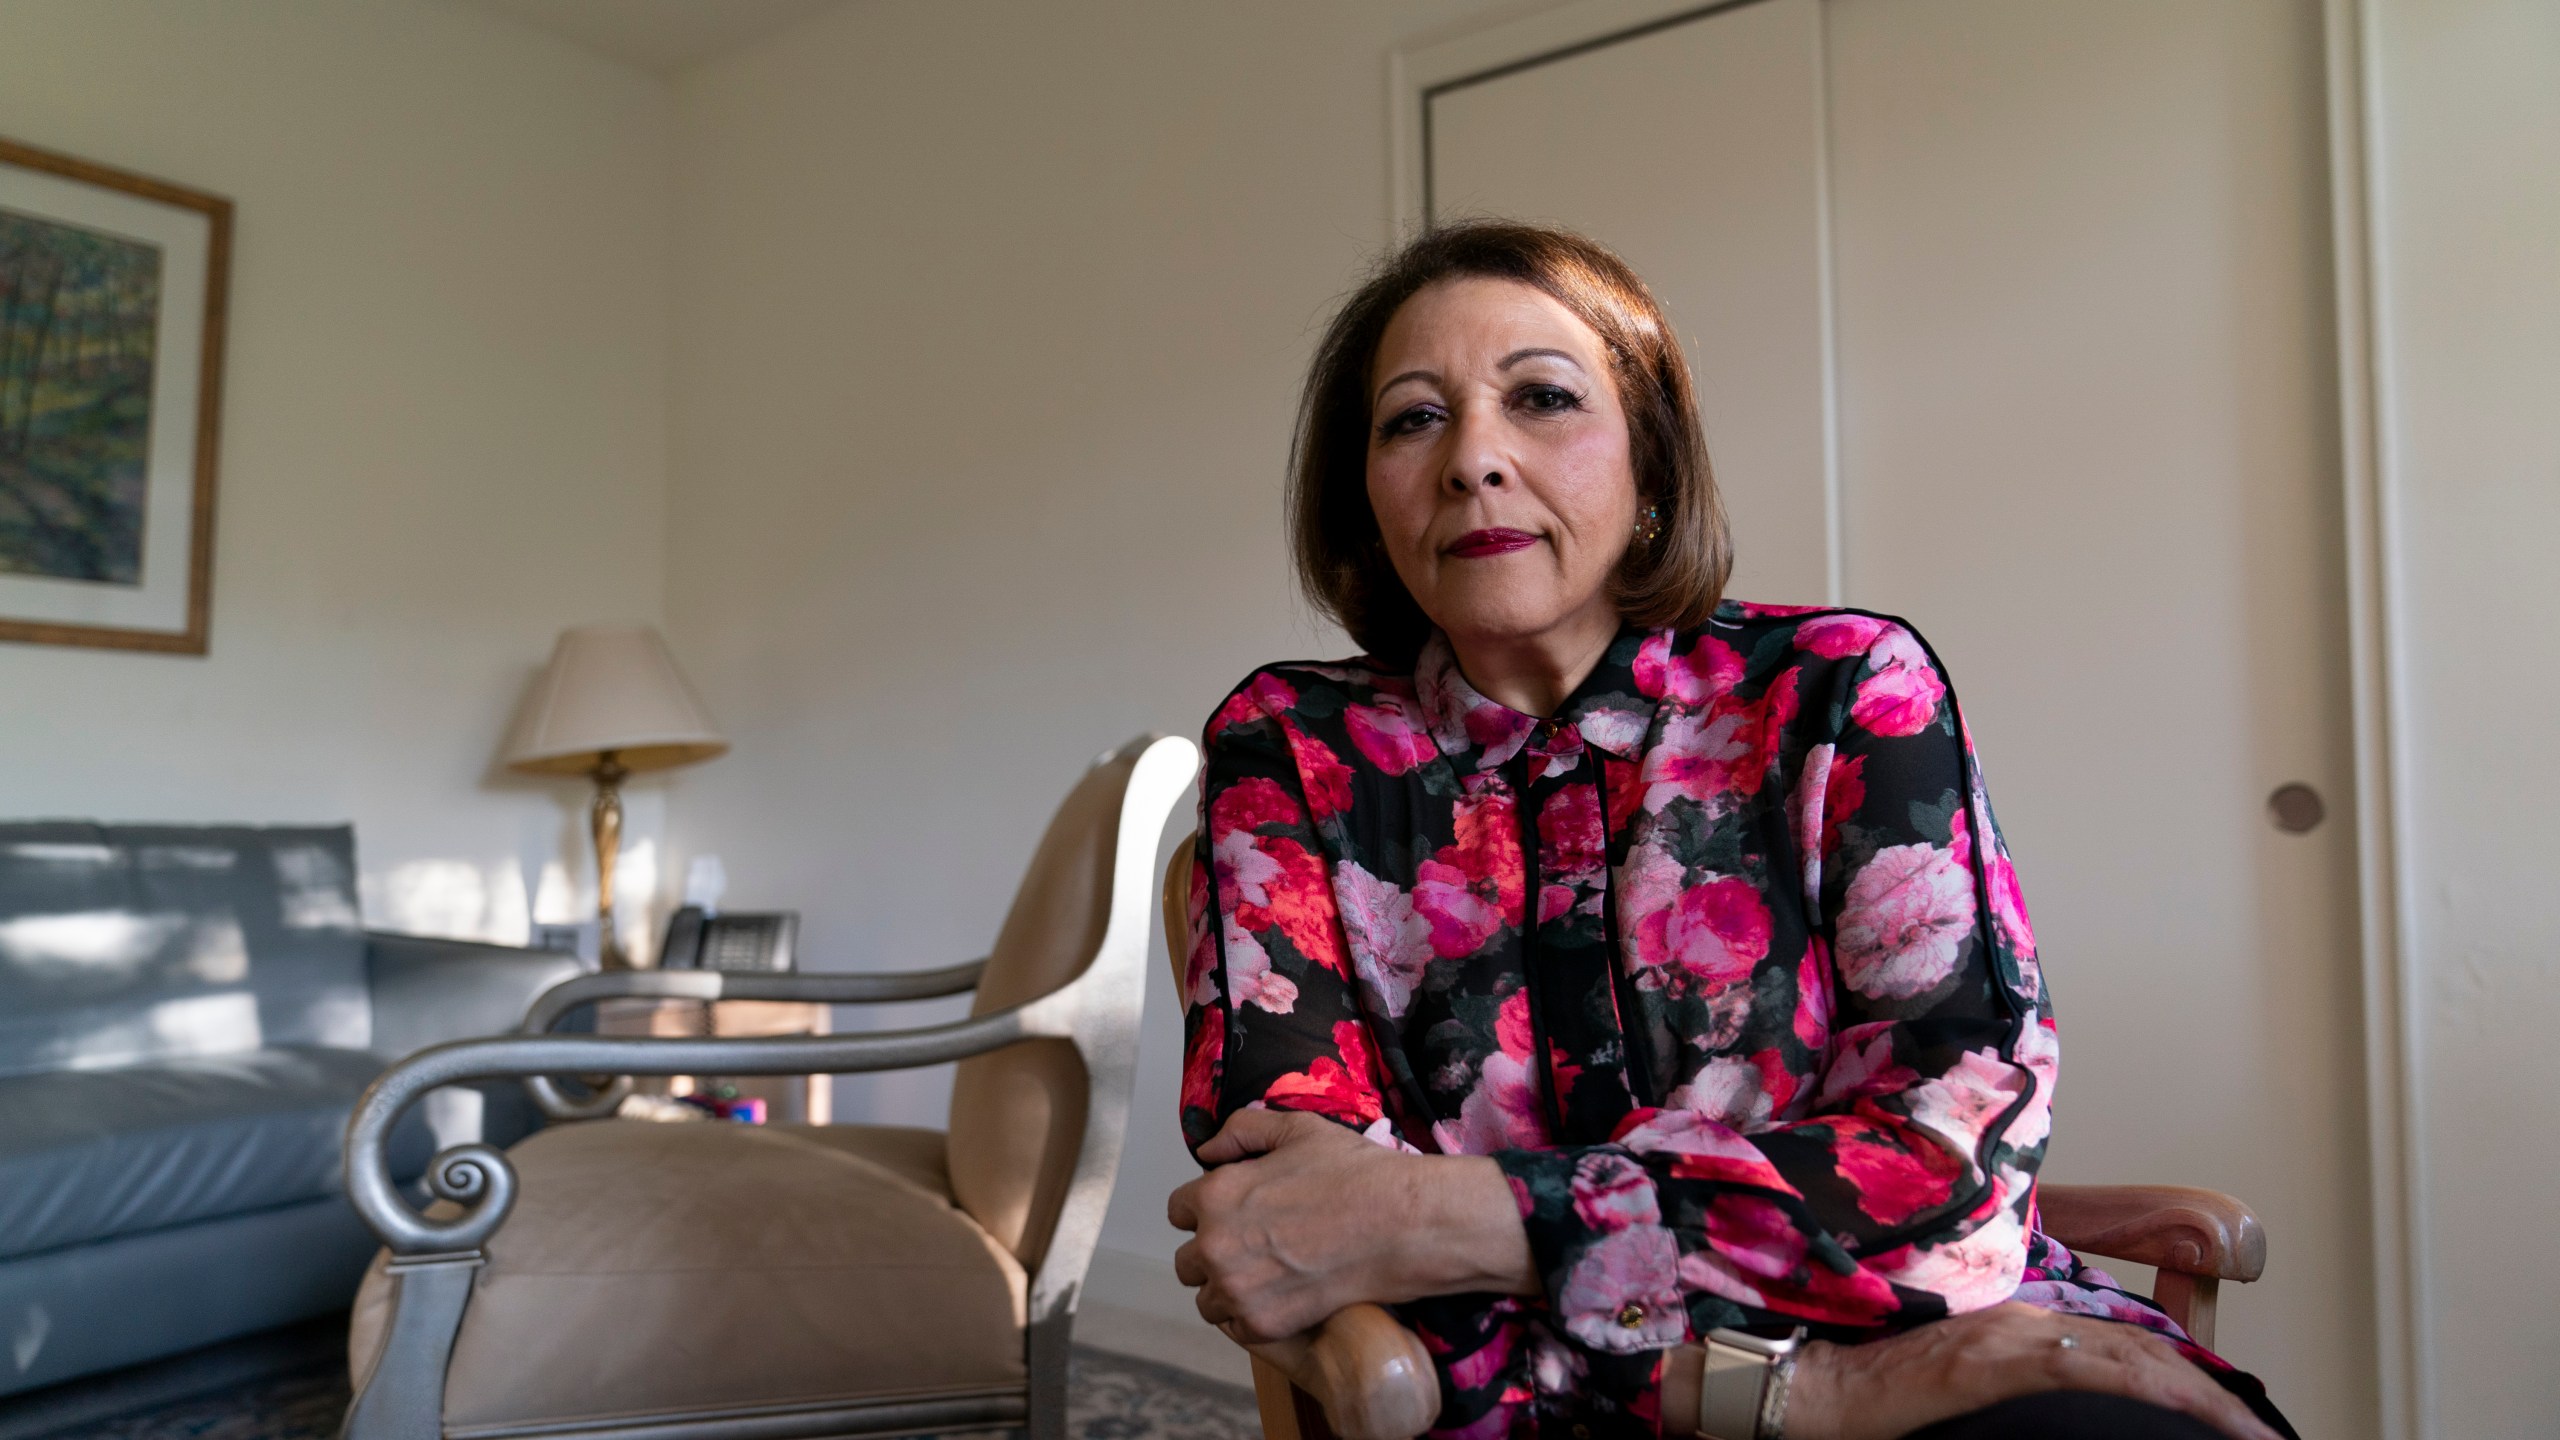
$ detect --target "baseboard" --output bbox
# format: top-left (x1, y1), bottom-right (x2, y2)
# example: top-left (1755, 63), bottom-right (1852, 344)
top-left (1074, 1248), bottom-right (1253, 1390)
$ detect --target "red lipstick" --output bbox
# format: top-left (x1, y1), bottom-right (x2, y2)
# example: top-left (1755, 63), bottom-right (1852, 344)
top-left (1447, 528), bottom-right (1540, 558)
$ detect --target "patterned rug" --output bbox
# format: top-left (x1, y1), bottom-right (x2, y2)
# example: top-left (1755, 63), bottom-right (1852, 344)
top-left (6, 1344), bottom-right (1258, 1440)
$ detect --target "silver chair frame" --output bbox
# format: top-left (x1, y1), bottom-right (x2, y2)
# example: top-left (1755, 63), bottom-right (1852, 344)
top-left (340, 734), bottom-right (1198, 1440)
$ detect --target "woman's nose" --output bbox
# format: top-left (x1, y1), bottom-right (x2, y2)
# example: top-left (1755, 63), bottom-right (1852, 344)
top-left (1443, 407), bottom-right (1509, 494)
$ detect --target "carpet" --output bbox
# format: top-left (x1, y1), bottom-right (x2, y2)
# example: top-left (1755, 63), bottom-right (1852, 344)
top-left (1, 1328), bottom-right (1260, 1440)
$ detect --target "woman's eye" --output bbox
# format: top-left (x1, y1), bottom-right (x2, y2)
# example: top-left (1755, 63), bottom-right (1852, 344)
top-left (1515, 383), bottom-right (1582, 414)
top-left (1376, 405), bottom-right (1443, 439)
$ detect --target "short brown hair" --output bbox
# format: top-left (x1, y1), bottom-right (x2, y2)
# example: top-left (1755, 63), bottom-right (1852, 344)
top-left (1288, 220), bottom-right (1731, 665)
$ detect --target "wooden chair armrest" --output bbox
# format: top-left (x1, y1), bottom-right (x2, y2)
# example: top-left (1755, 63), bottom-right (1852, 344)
top-left (2038, 1183), bottom-right (2266, 1281)
top-left (1248, 1303), bottom-right (1439, 1440)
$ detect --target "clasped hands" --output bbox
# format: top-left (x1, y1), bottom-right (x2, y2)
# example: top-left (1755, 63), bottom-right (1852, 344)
top-left (1168, 1110), bottom-right (2279, 1440)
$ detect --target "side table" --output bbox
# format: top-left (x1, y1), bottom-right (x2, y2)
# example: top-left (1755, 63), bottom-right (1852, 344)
top-left (595, 995), bottom-right (833, 1125)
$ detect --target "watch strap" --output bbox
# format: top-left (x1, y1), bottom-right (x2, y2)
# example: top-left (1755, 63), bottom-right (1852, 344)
top-left (1696, 1340), bottom-right (1769, 1440)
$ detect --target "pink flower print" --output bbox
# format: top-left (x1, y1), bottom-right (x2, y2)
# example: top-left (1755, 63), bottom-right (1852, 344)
top-left (1633, 630), bottom-right (1745, 705)
top-left (1789, 743), bottom-right (1835, 905)
top-left (1494, 989), bottom-right (1536, 1059)
top-left (1557, 1224), bottom-right (1688, 1352)
top-left (1666, 1055), bottom-right (1772, 1130)
top-left (1576, 703), bottom-right (1650, 756)
top-left (1660, 876), bottom-right (1772, 989)
top-left (1219, 924), bottom-right (1299, 1014)
top-left (1679, 1193), bottom-right (1808, 1308)
top-left (1643, 706), bottom-right (1752, 813)
top-left (1210, 775), bottom-right (1302, 836)
top-left (1795, 613), bottom-right (1887, 659)
top-left (1181, 1001), bottom-right (1223, 1114)
top-left (1446, 1049), bottom-right (1548, 1153)
top-left (1612, 1107), bottom-right (1792, 1192)
top-left (1816, 1022), bottom-right (1922, 1108)
top-left (1443, 1322), bottom-right (1516, 1392)
top-left (1344, 698), bottom-right (1439, 775)
top-left (1831, 1122), bottom-right (1962, 1226)
top-left (1905, 1048), bottom-right (2028, 1162)
top-left (1527, 1327), bottom-right (1587, 1399)
top-left (1288, 724), bottom-right (1354, 822)
top-left (1538, 884), bottom-right (1576, 925)
top-left (1836, 841), bottom-right (1977, 999)
top-left (1414, 858), bottom-right (1501, 958)
top-left (1793, 935), bottom-right (1833, 1051)
top-left (2009, 1019), bottom-right (2058, 1149)
top-left (1207, 688), bottom-right (1265, 737)
top-left (1246, 671), bottom-right (1300, 719)
top-left (1850, 663), bottom-right (1945, 738)
top-left (1866, 1200), bottom-right (2026, 1314)
top-left (1212, 826), bottom-right (1281, 911)
top-left (1332, 859), bottom-right (1433, 1018)
top-left (1537, 785), bottom-right (1605, 879)
top-left (1570, 1152), bottom-right (1660, 1233)
top-left (1983, 827), bottom-right (2037, 962)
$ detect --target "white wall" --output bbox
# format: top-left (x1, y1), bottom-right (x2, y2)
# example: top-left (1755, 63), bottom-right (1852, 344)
top-left (0, 0), bottom-right (676, 944)
top-left (660, 0), bottom-right (1540, 1263)
top-left (2369, 2), bottom-right (2560, 1435)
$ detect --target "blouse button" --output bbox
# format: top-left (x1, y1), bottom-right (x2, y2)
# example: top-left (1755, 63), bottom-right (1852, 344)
top-left (1616, 1302), bottom-right (1647, 1329)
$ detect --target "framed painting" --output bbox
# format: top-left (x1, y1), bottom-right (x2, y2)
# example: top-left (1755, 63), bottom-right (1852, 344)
top-left (0, 136), bottom-right (229, 654)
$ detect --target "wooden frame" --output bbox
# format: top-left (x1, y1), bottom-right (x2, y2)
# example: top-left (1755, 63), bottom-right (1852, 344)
top-left (0, 135), bottom-right (230, 654)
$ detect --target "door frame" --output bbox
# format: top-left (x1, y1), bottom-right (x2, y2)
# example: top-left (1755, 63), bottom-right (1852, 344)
top-left (1388, 3), bottom-right (2425, 1436)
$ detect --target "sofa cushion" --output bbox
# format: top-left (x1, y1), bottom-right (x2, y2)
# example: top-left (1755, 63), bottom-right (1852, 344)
top-left (0, 1046), bottom-right (431, 1260)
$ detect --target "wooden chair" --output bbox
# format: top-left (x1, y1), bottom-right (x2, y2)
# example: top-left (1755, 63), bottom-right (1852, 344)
top-left (334, 736), bottom-right (1195, 1440)
top-left (1160, 839), bottom-right (2266, 1440)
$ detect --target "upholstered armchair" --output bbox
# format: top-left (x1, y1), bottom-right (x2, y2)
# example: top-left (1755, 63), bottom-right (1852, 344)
top-left (338, 734), bottom-right (1196, 1440)
top-left (1158, 840), bottom-right (2269, 1440)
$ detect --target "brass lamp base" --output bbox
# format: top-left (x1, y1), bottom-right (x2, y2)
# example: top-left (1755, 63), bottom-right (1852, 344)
top-left (589, 751), bottom-right (631, 968)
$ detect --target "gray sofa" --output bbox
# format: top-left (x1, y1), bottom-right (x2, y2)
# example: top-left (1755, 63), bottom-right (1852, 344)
top-left (0, 823), bottom-right (580, 1397)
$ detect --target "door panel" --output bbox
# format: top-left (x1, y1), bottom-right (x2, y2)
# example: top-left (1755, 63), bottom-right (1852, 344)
top-left (1429, 0), bottom-right (1832, 606)
top-left (1427, 3), bottom-right (2371, 1434)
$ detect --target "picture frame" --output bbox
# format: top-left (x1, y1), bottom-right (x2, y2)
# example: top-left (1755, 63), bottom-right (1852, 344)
top-left (0, 135), bottom-right (230, 654)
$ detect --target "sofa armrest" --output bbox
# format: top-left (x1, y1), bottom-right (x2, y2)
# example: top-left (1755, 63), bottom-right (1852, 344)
top-left (365, 931), bottom-right (583, 1061)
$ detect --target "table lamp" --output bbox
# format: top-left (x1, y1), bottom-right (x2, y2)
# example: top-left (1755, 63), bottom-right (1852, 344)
top-left (504, 622), bottom-right (728, 967)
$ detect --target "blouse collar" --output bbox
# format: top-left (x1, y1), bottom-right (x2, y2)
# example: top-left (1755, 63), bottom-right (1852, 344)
top-left (1415, 627), bottom-right (1665, 774)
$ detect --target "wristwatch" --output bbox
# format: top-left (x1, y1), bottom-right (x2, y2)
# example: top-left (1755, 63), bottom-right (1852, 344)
top-left (1696, 1326), bottom-right (1806, 1440)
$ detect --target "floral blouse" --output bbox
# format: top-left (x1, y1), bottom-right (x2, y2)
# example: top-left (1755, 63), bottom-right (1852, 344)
top-left (1179, 602), bottom-right (2258, 1439)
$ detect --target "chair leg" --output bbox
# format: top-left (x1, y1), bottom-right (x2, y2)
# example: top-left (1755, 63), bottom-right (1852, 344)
top-left (2152, 1271), bottom-right (2220, 1352)
top-left (1025, 1309), bottom-right (1075, 1440)
top-left (341, 1252), bottom-right (481, 1440)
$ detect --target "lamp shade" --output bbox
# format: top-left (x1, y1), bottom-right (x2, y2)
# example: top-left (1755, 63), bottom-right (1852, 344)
top-left (503, 623), bottom-right (729, 776)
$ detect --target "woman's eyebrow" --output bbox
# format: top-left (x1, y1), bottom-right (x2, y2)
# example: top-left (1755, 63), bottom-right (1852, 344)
top-left (1499, 346), bottom-right (1583, 372)
top-left (1372, 368), bottom-right (1439, 406)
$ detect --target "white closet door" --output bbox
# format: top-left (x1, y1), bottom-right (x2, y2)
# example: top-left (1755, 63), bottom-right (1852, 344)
top-left (1425, 3), bottom-right (2370, 1436)
top-left (1428, 0), bottom-right (1833, 606)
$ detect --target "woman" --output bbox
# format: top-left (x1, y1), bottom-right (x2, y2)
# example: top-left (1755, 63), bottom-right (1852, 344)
top-left (1166, 223), bottom-right (2297, 1440)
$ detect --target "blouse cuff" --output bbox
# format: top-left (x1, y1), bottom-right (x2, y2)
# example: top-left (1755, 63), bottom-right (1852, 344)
top-left (1497, 1147), bottom-right (1690, 1356)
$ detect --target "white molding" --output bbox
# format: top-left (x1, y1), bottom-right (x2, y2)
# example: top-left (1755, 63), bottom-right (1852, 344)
top-left (1388, 0), bottom-right (1769, 238)
top-left (1808, 0), bottom-right (1844, 606)
top-left (2323, 1), bottom-right (2428, 1436)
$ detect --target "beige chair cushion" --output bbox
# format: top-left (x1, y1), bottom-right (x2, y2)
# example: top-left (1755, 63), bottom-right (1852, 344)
top-left (350, 1119), bottom-right (1025, 1433)
top-left (946, 751), bottom-right (1131, 1268)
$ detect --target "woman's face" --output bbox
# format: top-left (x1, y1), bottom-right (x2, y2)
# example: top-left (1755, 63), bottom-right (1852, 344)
top-left (1366, 276), bottom-right (1637, 657)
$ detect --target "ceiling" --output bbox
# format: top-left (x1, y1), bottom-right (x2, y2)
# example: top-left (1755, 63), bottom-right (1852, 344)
top-left (441, 0), bottom-right (848, 75)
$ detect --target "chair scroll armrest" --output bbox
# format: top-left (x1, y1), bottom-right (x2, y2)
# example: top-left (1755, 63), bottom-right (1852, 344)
top-left (2038, 1183), bottom-right (2266, 1281)
top-left (1248, 1303), bottom-right (1439, 1440)
top-left (346, 988), bottom-right (1079, 1258)
top-left (519, 961), bottom-right (986, 1032)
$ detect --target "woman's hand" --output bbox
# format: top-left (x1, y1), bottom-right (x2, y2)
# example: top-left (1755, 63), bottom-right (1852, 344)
top-left (1774, 1302), bottom-right (2281, 1440)
top-left (1168, 1108), bottom-right (1536, 1344)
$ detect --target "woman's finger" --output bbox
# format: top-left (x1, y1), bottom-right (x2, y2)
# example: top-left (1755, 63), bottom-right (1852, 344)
top-left (2048, 1328), bottom-right (2281, 1440)
top-left (1193, 1107), bottom-right (1299, 1164)
top-left (1173, 1237), bottom-right (1207, 1289)
top-left (1167, 1178), bottom-right (1202, 1232)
